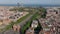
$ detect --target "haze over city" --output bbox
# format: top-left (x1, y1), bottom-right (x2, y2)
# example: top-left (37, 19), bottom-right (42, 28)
top-left (0, 0), bottom-right (60, 34)
top-left (0, 0), bottom-right (60, 5)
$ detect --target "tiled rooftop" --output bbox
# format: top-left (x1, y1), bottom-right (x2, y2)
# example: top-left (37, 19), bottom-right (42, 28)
top-left (39, 8), bottom-right (60, 34)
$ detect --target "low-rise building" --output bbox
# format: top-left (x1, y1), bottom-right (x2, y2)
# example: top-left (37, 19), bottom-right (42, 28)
top-left (39, 7), bottom-right (60, 34)
top-left (25, 27), bottom-right (34, 34)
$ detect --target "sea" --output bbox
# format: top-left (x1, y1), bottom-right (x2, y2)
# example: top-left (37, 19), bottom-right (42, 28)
top-left (0, 4), bottom-right (60, 8)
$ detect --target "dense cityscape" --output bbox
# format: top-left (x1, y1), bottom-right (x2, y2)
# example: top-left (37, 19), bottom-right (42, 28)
top-left (0, 5), bottom-right (59, 34)
top-left (0, 0), bottom-right (60, 34)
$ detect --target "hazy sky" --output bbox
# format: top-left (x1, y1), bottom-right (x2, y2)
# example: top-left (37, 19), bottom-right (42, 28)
top-left (0, 0), bottom-right (60, 5)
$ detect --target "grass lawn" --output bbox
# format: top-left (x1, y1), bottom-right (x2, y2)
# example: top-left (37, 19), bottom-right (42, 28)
top-left (21, 12), bottom-right (40, 34)
top-left (21, 20), bottom-right (31, 34)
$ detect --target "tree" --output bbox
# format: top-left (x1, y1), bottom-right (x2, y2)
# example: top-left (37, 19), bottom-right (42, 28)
top-left (39, 7), bottom-right (47, 18)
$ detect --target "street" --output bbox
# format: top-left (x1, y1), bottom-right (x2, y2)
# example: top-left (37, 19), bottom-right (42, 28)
top-left (0, 13), bottom-right (34, 34)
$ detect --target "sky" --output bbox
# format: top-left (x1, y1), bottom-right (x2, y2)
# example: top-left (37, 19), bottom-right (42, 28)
top-left (0, 0), bottom-right (60, 5)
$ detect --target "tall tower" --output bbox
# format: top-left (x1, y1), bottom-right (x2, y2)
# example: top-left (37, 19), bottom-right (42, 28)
top-left (17, 3), bottom-right (20, 8)
top-left (17, 2), bottom-right (23, 7)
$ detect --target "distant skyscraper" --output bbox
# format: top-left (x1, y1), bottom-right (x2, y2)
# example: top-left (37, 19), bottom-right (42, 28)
top-left (17, 2), bottom-right (23, 7)
top-left (17, 3), bottom-right (20, 8)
